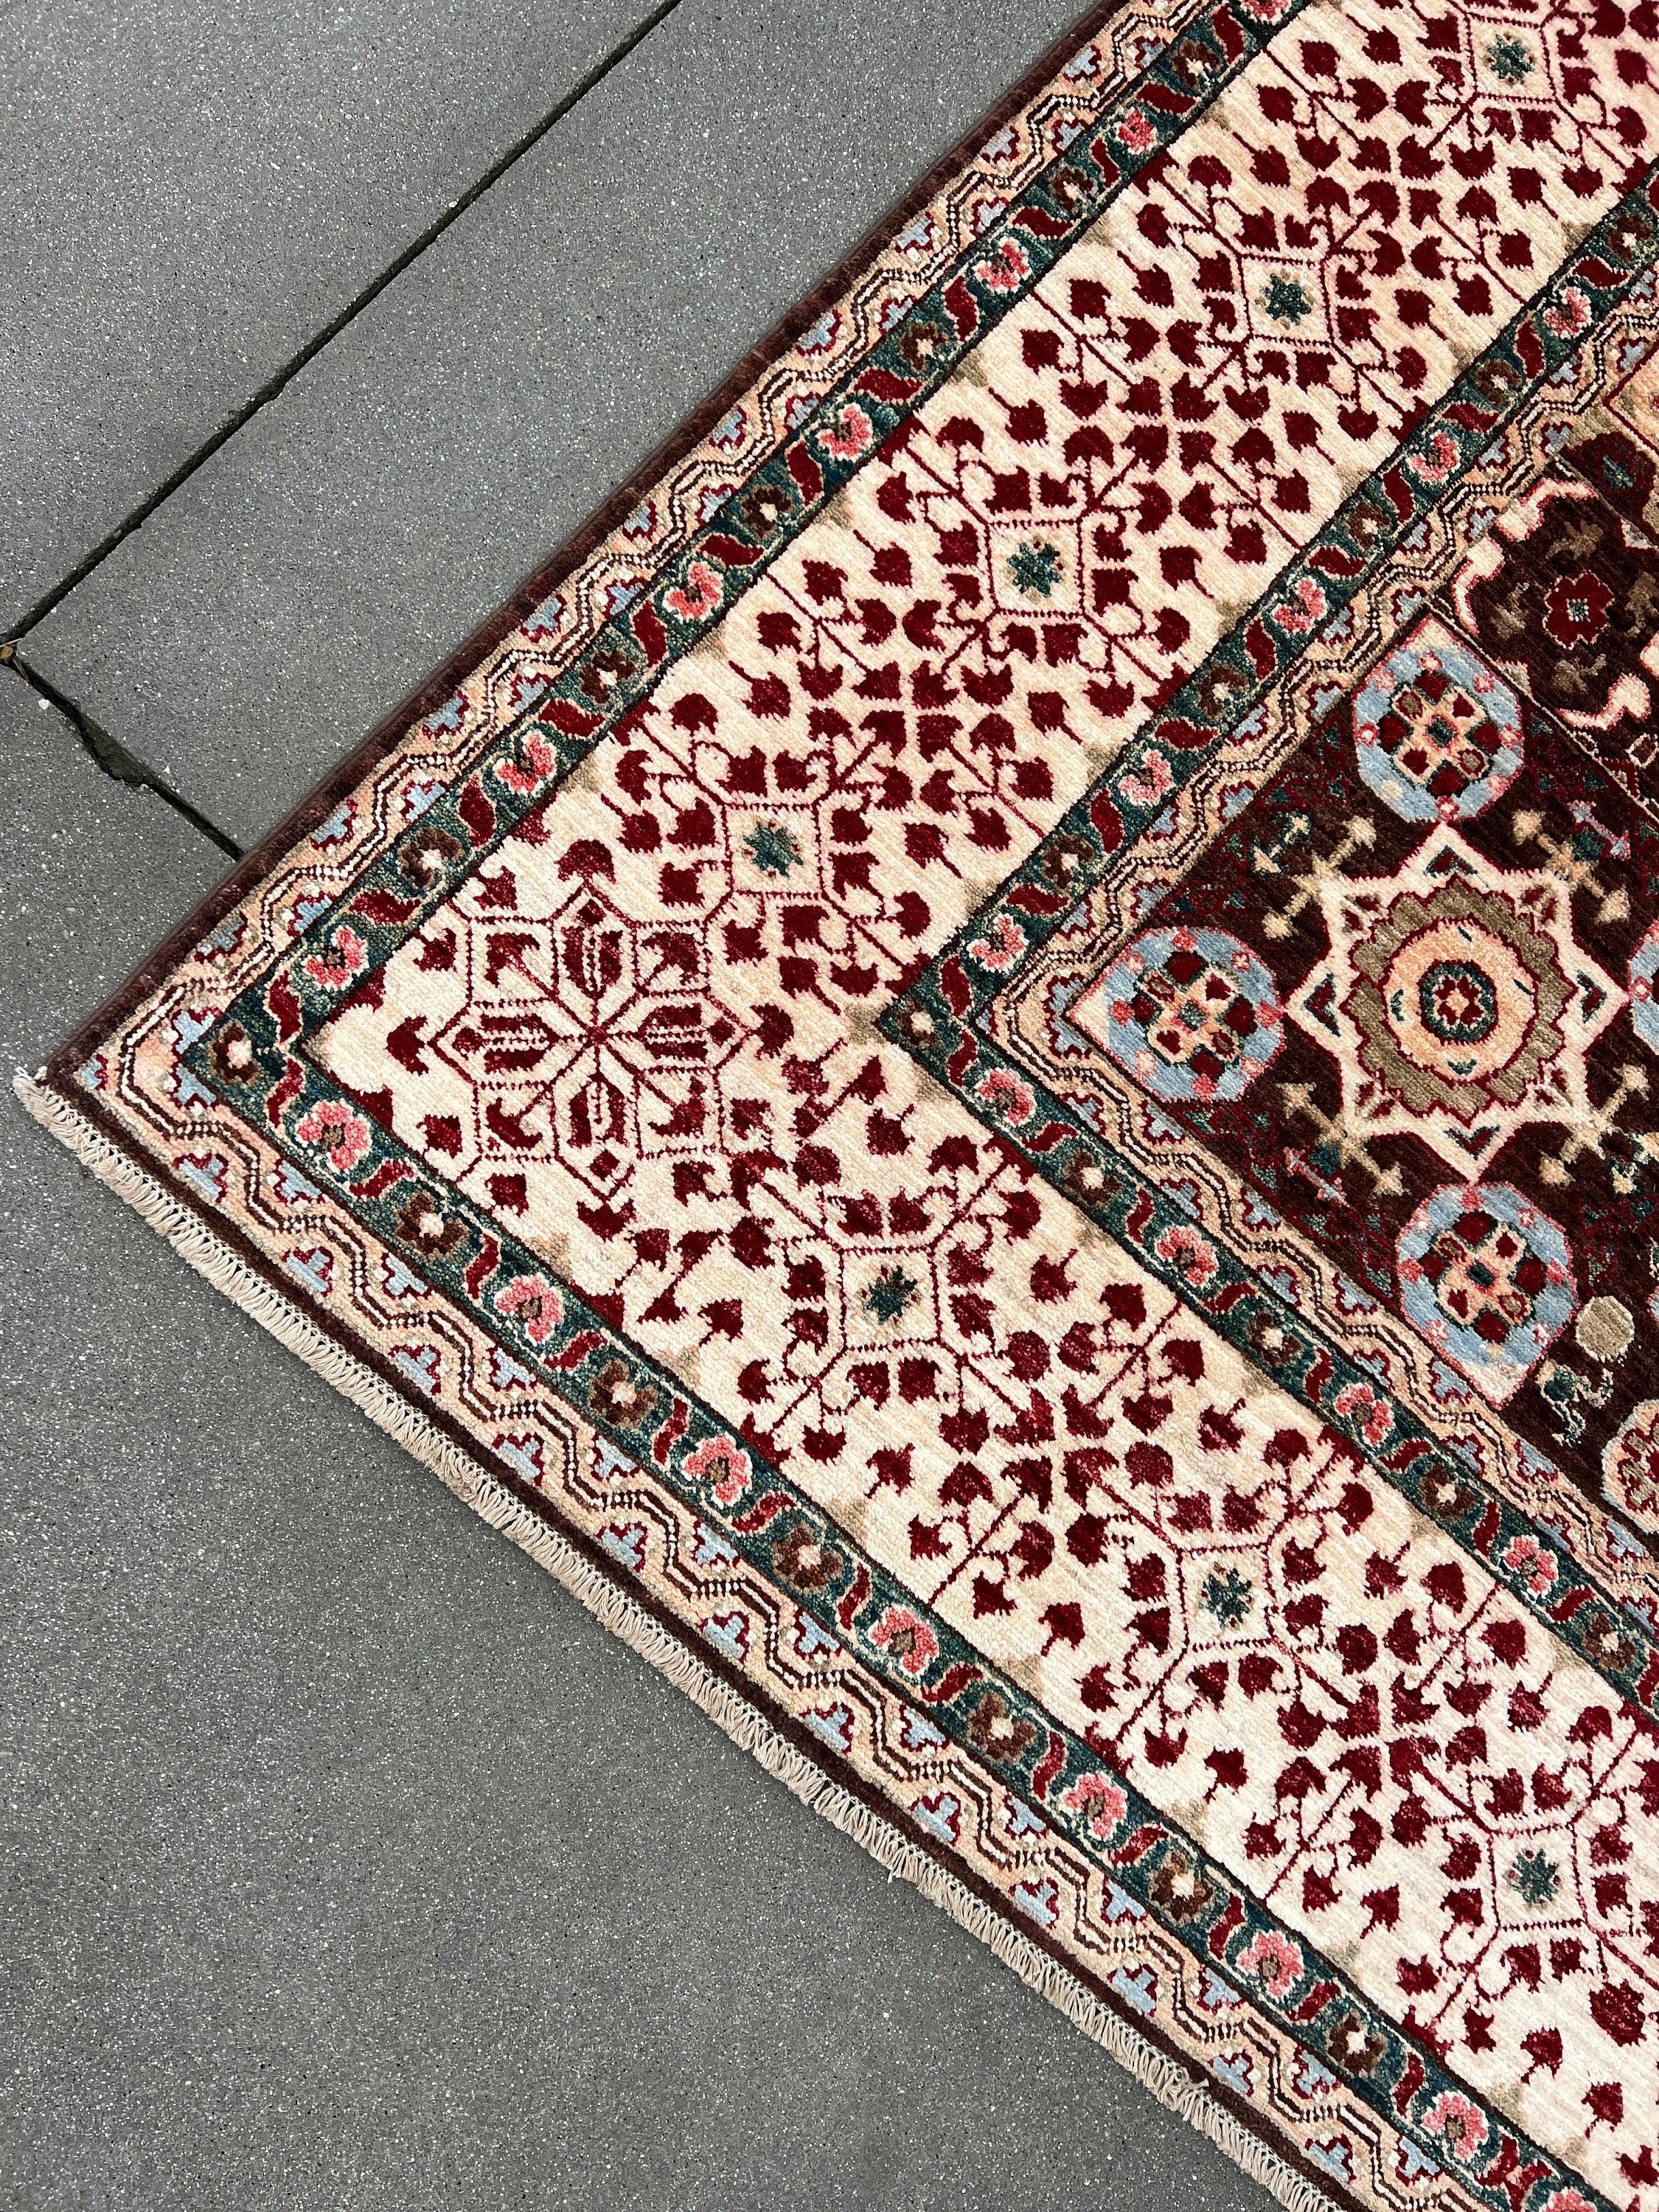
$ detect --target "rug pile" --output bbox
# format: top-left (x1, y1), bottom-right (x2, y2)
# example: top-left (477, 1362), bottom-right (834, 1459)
top-left (27, 4), bottom-right (1659, 2206)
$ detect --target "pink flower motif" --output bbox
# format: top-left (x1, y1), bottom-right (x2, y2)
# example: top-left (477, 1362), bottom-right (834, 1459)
top-left (494, 1273), bottom-right (564, 1346)
top-left (1422, 2093), bottom-right (1489, 2162)
top-left (1543, 285), bottom-right (1591, 340)
top-left (973, 1068), bottom-right (1035, 1125)
top-left (1540, 2194), bottom-right (1597, 2212)
top-left (1118, 749), bottom-right (1173, 809)
top-left (664, 558), bottom-right (723, 622)
top-left (1115, 105), bottom-right (1157, 153)
top-left (1154, 1222), bottom-right (1218, 1290)
top-left (684, 1433), bottom-right (754, 1507)
top-left (293, 1097), bottom-right (372, 1175)
top-left (496, 731), bottom-right (560, 795)
top-left (870, 1604), bottom-right (940, 1677)
top-left (1333, 1381), bottom-right (1392, 1447)
top-left (1502, 1533), bottom-right (1558, 1595)
top-left (1409, 428), bottom-right (1462, 484)
top-left (1271, 575), bottom-right (1328, 636)
top-left (302, 925), bottom-right (369, 992)
top-left (967, 911), bottom-right (1029, 973)
top-left (975, 238), bottom-right (1032, 293)
top-left (819, 403), bottom-right (874, 461)
top-left (1237, 1929), bottom-right (1304, 2000)
top-left (1061, 1771), bottom-right (1129, 1839)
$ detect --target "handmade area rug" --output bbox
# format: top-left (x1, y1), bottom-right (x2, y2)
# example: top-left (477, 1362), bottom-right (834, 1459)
top-left (26, 4), bottom-right (1659, 2205)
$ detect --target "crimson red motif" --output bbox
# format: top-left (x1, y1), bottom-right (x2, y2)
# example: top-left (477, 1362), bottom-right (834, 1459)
top-left (380, 871), bottom-right (756, 1207)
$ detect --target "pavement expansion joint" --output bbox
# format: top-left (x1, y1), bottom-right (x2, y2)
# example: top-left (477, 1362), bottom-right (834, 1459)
top-left (2, 655), bottom-right (243, 859)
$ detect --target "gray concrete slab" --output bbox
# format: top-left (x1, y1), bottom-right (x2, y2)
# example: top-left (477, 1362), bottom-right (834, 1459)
top-left (0, 678), bottom-right (1273, 2209)
top-left (0, 0), bottom-right (655, 630)
top-left (28, 0), bottom-right (1089, 850)
top-left (0, 677), bottom-right (223, 1077)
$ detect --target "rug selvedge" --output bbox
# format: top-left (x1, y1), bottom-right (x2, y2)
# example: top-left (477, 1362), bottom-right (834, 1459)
top-left (46, 6), bottom-right (1659, 2210)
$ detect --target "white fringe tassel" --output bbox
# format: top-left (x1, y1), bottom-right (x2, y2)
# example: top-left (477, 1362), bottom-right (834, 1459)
top-left (18, 1067), bottom-right (1338, 2212)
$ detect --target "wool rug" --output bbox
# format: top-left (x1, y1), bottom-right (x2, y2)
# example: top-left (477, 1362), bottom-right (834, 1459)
top-left (26, 4), bottom-right (1659, 2205)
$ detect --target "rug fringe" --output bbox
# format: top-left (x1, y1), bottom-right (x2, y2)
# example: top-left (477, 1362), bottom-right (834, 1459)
top-left (18, 1067), bottom-right (1337, 2212)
